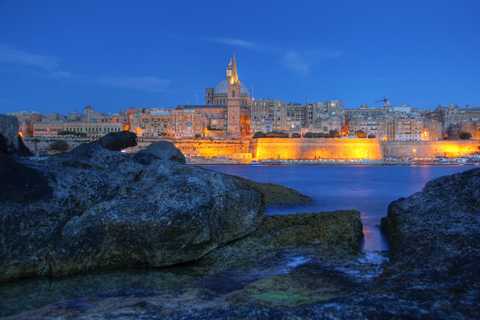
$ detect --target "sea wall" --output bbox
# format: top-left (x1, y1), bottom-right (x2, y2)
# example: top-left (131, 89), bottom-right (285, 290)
top-left (172, 139), bottom-right (251, 158)
top-left (22, 136), bottom-right (480, 160)
top-left (251, 138), bottom-right (383, 160)
top-left (382, 140), bottom-right (479, 158)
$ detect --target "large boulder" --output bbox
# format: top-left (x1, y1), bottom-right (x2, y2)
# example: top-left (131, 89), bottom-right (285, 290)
top-left (93, 131), bottom-right (137, 151)
top-left (0, 114), bottom-right (19, 155)
top-left (0, 114), bottom-right (32, 156)
top-left (377, 167), bottom-right (480, 317)
top-left (229, 175), bottom-right (314, 206)
top-left (381, 168), bottom-right (480, 271)
top-left (0, 143), bottom-right (264, 282)
top-left (136, 140), bottom-right (186, 164)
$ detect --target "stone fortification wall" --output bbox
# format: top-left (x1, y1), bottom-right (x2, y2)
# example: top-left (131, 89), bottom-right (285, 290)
top-left (382, 140), bottom-right (480, 158)
top-left (172, 139), bottom-right (251, 158)
top-left (22, 136), bottom-right (480, 160)
top-left (23, 137), bottom-right (93, 154)
top-left (251, 138), bottom-right (383, 160)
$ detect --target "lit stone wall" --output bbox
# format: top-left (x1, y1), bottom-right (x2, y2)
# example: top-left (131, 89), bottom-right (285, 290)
top-left (172, 139), bottom-right (251, 158)
top-left (382, 140), bottom-right (480, 158)
top-left (251, 138), bottom-right (384, 160)
top-left (137, 138), bottom-right (479, 160)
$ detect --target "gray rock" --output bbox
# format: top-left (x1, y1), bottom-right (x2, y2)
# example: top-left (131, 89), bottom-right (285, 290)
top-left (377, 167), bottom-right (480, 318)
top-left (228, 175), bottom-right (314, 206)
top-left (0, 114), bottom-right (21, 155)
top-left (93, 131), bottom-right (137, 151)
top-left (136, 140), bottom-right (186, 164)
top-left (17, 135), bottom-right (34, 156)
top-left (5, 169), bottom-right (480, 319)
top-left (0, 143), bottom-right (264, 282)
top-left (382, 167), bottom-right (480, 271)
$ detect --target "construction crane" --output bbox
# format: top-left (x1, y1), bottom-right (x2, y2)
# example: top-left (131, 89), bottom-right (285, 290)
top-left (375, 96), bottom-right (389, 110)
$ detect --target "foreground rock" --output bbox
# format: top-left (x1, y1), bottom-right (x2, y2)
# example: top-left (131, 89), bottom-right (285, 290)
top-left (93, 131), bottom-right (137, 151)
top-left (0, 114), bottom-right (33, 156)
top-left (0, 141), bottom-right (264, 282)
top-left (7, 169), bottom-right (480, 319)
top-left (5, 210), bottom-right (368, 319)
top-left (382, 167), bottom-right (480, 267)
top-left (136, 140), bottom-right (186, 164)
top-left (198, 211), bottom-right (363, 274)
top-left (377, 167), bottom-right (480, 317)
top-left (229, 175), bottom-right (314, 206)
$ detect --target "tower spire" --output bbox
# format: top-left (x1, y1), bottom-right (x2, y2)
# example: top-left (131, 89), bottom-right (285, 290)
top-left (230, 53), bottom-right (239, 85)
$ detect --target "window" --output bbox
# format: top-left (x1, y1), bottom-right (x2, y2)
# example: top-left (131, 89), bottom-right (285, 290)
top-left (232, 90), bottom-right (235, 98)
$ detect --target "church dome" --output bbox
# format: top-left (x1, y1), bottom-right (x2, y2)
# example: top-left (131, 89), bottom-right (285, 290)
top-left (214, 78), bottom-right (249, 96)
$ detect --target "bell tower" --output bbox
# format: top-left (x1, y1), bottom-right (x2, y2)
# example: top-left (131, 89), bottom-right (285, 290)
top-left (227, 54), bottom-right (241, 137)
top-left (205, 87), bottom-right (214, 105)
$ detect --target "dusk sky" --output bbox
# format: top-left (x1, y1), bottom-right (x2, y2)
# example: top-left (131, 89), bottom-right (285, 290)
top-left (1, 0), bottom-right (479, 115)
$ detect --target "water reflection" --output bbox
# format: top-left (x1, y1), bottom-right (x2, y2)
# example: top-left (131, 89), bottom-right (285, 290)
top-left (0, 267), bottom-right (204, 318)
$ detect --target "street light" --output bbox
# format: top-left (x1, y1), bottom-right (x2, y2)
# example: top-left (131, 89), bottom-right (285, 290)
top-left (413, 148), bottom-right (417, 161)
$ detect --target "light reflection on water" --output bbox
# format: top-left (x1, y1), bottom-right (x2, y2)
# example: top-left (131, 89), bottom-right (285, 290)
top-left (203, 165), bottom-right (473, 251)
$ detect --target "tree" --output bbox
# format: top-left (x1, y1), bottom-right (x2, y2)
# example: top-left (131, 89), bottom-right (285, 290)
top-left (368, 134), bottom-right (376, 139)
top-left (329, 129), bottom-right (340, 138)
top-left (314, 132), bottom-right (328, 138)
top-left (291, 133), bottom-right (301, 138)
top-left (266, 131), bottom-right (288, 138)
top-left (252, 131), bottom-right (266, 138)
top-left (50, 140), bottom-right (69, 152)
top-left (303, 132), bottom-right (314, 138)
top-left (459, 132), bottom-right (472, 140)
top-left (58, 130), bottom-right (86, 137)
top-left (355, 130), bottom-right (367, 138)
top-left (194, 134), bottom-right (201, 138)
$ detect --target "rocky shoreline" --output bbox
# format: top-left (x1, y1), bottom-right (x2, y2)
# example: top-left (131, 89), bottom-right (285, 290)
top-left (1, 114), bottom-right (480, 319)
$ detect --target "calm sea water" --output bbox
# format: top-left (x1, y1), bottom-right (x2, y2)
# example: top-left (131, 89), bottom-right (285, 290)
top-left (202, 165), bottom-right (474, 251)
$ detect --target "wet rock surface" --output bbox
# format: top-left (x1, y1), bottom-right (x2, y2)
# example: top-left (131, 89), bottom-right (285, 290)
top-left (5, 169), bottom-right (480, 319)
top-left (197, 211), bottom-right (364, 275)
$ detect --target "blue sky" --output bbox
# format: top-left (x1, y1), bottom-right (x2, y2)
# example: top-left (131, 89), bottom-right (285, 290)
top-left (0, 0), bottom-right (479, 115)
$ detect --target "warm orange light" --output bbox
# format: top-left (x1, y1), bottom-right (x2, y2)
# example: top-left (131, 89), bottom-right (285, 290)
top-left (18, 132), bottom-right (23, 137)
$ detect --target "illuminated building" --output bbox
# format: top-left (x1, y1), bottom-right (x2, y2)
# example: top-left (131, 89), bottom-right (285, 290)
top-left (176, 54), bottom-right (251, 138)
top-left (348, 119), bottom-right (387, 139)
top-left (205, 54), bottom-right (250, 107)
top-left (7, 111), bottom-right (41, 137)
top-left (250, 99), bottom-right (288, 133)
top-left (460, 120), bottom-right (480, 139)
top-left (130, 108), bottom-right (173, 137)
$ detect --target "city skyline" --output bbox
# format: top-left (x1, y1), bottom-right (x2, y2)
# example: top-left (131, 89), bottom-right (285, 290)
top-left (1, 0), bottom-right (479, 115)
